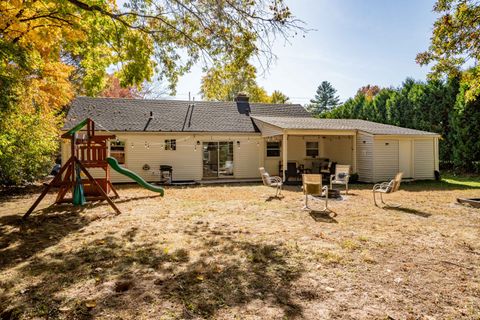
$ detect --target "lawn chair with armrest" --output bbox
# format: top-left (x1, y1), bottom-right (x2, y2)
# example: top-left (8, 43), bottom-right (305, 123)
top-left (302, 174), bottom-right (328, 211)
top-left (373, 172), bottom-right (403, 207)
top-left (259, 167), bottom-right (282, 197)
top-left (330, 164), bottom-right (351, 194)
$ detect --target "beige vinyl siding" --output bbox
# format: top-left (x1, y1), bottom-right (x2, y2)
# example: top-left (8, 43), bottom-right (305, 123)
top-left (373, 139), bottom-right (399, 182)
top-left (108, 134), bottom-right (202, 183)
top-left (414, 139), bottom-right (435, 179)
top-left (233, 137), bottom-right (263, 178)
top-left (398, 140), bottom-right (413, 179)
top-left (356, 133), bottom-right (374, 182)
top-left (60, 132), bottom-right (262, 183)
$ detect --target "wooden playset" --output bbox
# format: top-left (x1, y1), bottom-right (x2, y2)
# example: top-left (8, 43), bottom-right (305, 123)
top-left (24, 118), bottom-right (121, 219)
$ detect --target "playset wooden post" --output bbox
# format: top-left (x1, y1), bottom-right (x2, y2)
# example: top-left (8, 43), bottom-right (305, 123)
top-left (24, 118), bottom-right (121, 219)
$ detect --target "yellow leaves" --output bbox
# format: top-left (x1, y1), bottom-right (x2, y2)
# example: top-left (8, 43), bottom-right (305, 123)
top-left (84, 300), bottom-right (97, 308)
top-left (461, 66), bottom-right (480, 102)
top-left (37, 61), bottom-right (75, 108)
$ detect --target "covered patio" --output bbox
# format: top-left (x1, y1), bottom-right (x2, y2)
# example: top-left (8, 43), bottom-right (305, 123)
top-left (252, 116), bottom-right (357, 182)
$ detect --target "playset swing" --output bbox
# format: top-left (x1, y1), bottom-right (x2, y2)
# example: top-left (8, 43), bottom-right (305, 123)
top-left (24, 118), bottom-right (164, 219)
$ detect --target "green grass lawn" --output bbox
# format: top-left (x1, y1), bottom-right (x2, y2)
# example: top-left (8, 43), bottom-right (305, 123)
top-left (442, 173), bottom-right (480, 188)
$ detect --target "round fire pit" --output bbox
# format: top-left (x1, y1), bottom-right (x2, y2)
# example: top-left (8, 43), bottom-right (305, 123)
top-left (327, 189), bottom-right (341, 199)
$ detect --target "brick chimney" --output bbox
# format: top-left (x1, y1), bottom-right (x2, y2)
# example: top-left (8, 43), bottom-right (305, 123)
top-left (234, 92), bottom-right (249, 103)
top-left (235, 92), bottom-right (251, 115)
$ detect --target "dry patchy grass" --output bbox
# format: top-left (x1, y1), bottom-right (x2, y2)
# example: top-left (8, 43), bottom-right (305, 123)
top-left (0, 180), bottom-right (479, 319)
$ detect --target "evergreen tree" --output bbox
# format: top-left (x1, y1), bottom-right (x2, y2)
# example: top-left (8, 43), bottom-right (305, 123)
top-left (451, 83), bottom-right (480, 172)
top-left (307, 81), bottom-right (340, 116)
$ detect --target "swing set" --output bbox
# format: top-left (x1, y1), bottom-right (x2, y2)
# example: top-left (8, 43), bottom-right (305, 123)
top-left (24, 118), bottom-right (121, 219)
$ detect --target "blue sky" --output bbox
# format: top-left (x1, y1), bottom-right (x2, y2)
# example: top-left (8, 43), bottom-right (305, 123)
top-left (172, 0), bottom-right (438, 104)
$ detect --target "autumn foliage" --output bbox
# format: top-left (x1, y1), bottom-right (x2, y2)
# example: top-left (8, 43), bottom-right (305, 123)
top-left (0, 0), bottom-right (299, 184)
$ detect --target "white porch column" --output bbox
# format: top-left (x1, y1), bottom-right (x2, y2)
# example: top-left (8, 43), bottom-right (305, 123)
top-left (352, 133), bottom-right (357, 173)
top-left (282, 132), bottom-right (288, 182)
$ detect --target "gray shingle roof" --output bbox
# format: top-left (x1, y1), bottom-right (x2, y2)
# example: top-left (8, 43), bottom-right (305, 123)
top-left (63, 97), bottom-right (311, 133)
top-left (251, 116), bottom-right (439, 136)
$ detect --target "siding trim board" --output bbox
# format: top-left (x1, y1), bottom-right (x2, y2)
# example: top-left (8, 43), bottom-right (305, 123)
top-left (356, 133), bottom-right (374, 182)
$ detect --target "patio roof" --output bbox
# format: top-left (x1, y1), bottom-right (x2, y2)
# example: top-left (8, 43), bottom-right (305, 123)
top-left (251, 116), bottom-right (439, 136)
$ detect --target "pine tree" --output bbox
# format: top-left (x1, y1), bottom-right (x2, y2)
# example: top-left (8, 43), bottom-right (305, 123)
top-left (307, 81), bottom-right (340, 116)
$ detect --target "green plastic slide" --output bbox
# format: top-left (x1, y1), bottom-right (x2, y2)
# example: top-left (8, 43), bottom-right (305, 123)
top-left (106, 157), bottom-right (164, 196)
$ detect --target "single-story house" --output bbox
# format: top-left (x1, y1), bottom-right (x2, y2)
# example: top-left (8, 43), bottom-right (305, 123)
top-left (62, 94), bottom-right (440, 183)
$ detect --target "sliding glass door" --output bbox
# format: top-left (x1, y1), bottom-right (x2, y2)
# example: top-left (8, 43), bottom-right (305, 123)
top-left (203, 142), bottom-right (234, 179)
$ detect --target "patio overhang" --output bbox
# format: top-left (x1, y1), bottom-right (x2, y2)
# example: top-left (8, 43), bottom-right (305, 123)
top-left (252, 116), bottom-right (357, 138)
top-left (252, 116), bottom-right (358, 181)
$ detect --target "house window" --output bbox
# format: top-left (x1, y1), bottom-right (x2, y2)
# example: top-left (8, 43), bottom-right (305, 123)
top-left (110, 140), bottom-right (125, 164)
top-left (306, 141), bottom-right (319, 157)
top-left (165, 139), bottom-right (176, 151)
top-left (266, 142), bottom-right (281, 157)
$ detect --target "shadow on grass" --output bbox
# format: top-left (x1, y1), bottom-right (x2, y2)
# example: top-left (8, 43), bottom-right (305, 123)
top-left (265, 195), bottom-right (285, 202)
top-left (0, 185), bottom-right (45, 204)
top-left (1, 223), bottom-right (305, 319)
top-left (0, 205), bottom-right (92, 272)
top-left (21, 194), bottom-right (162, 219)
top-left (309, 211), bottom-right (338, 223)
top-left (385, 206), bottom-right (432, 218)
top-left (331, 176), bottom-right (480, 193)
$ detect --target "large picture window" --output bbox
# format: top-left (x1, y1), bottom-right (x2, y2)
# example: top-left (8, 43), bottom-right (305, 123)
top-left (306, 141), bottom-right (319, 157)
top-left (266, 142), bottom-right (281, 157)
top-left (110, 140), bottom-right (125, 164)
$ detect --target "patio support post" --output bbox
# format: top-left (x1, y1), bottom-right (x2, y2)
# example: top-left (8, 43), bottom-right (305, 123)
top-left (282, 132), bottom-right (288, 182)
top-left (352, 132), bottom-right (357, 173)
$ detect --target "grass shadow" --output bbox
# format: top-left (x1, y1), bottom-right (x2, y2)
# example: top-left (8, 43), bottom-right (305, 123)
top-left (0, 205), bottom-right (92, 272)
top-left (309, 211), bottom-right (338, 223)
top-left (384, 206), bottom-right (432, 218)
top-left (0, 185), bottom-right (45, 204)
top-left (2, 222), bottom-right (305, 319)
top-left (265, 195), bottom-right (285, 202)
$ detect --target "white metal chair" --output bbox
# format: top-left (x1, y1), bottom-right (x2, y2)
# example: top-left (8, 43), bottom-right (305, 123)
top-left (302, 174), bottom-right (328, 211)
top-left (259, 167), bottom-right (282, 197)
top-left (330, 164), bottom-right (351, 194)
top-left (373, 172), bottom-right (403, 207)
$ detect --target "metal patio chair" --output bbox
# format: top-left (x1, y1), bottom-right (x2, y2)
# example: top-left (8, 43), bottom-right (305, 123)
top-left (373, 172), bottom-right (403, 207)
top-left (259, 167), bottom-right (283, 197)
top-left (330, 164), bottom-right (351, 194)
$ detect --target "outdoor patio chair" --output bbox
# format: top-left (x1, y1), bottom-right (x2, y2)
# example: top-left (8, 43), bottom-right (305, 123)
top-left (302, 174), bottom-right (328, 211)
top-left (373, 172), bottom-right (403, 207)
top-left (330, 164), bottom-right (351, 194)
top-left (286, 161), bottom-right (301, 182)
top-left (259, 167), bottom-right (282, 197)
top-left (311, 161), bottom-right (321, 174)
